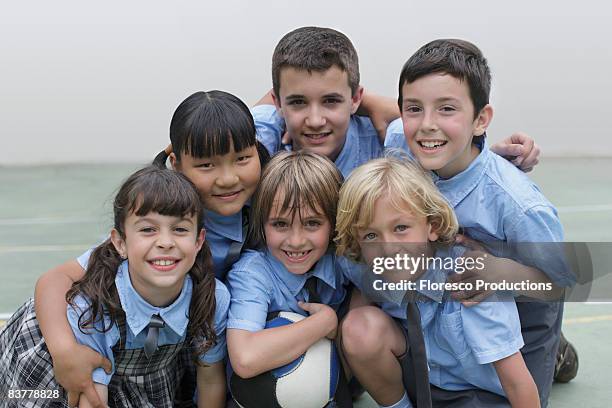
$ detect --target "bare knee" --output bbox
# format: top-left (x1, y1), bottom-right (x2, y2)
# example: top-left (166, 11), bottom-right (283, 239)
top-left (341, 306), bottom-right (394, 359)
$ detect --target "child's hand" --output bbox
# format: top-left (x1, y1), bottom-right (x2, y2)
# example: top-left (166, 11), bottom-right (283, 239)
top-left (298, 301), bottom-right (338, 339)
top-left (450, 234), bottom-right (498, 306)
top-left (52, 343), bottom-right (112, 408)
top-left (490, 132), bottom-right (540, 172)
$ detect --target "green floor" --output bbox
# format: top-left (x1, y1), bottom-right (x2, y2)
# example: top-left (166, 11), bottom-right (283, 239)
top-left (1, 158), bottom-right (611, 407)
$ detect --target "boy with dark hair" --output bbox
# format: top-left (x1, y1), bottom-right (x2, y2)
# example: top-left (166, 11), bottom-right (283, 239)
top-left (271, 26), bottom-right (360, 101)
top-left (254, 26), bottom-right (382, 178)
top-left (253, 27), bottom-right (540, 178)
top-left (379, 38), bottom-right (576, 406)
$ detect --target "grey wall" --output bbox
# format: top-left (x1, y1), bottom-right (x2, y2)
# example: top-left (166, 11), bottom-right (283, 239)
top-left (1, 0), bottom-right (611, 164)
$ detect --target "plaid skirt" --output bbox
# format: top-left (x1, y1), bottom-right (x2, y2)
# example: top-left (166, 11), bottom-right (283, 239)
top-left (0, 299), bottom-right (197, 408)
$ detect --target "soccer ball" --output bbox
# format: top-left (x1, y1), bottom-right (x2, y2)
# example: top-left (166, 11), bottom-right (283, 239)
top-left (230, 311), bottom-right (340, 408)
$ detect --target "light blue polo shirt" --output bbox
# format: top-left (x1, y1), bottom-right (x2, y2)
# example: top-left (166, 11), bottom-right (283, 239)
top-left (226, 249), bottom-right (350, 332)
top-left (67, 261), bottom-right (230, 385)
top-left (342, 247), bottom-right (523, 396)
top-left (384, 118), bottom-right (573, 287)
top-left (251, 104), bottom-right (383, 178)
top-left (417, 269), bottom-right (523, 396)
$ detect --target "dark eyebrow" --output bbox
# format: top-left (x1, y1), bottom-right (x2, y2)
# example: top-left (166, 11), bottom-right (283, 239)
top-left (285, 94), bottom-right (305, 102)
top-left (403, 96), bottom-right (461, 105)
top-left (134, 216), bottom-right (195, 225)
top-left (267, 216), bottom-right (289, 222)
top-left (435, 97), bottom-right (461, 104)
top-left (176, 217), bottom-right (196, 225)
top-left (322, 93), bottom-right (344, 99)
top-left (301, 217), bottom-right (324, 224)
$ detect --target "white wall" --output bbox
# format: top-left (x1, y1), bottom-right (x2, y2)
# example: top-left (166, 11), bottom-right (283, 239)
top-left (1, 0), bottom-right (611, 164)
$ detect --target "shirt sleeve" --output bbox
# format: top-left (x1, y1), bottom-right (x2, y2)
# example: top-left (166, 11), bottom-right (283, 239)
top-left (506, 204), bottom-right (576, 287)
top-left (67, 296), bottom-right (118, 385)
top-left (383, 118), bottom-right (409, 151)
top-left (76, 247), bottom-right (95, 270)
top-left (251, 104), bottom-right (284, 156)
top-left (336, 256), bottom-right (361, 287)
top-left (460, 293), bottom-right (524, 365)
top-left (226, 258), bottom-right (273, 332)
top-left (199, 281), bottom-right (230, 364)
top-left (76, 236), bottom-right (110, 269)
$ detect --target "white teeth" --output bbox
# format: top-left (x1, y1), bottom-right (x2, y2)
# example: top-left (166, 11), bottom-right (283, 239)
top-left (420, 141), bottom-right (446, 148)
top-left (152, 259), bottom-right (175, 266)
top-left (285, 251), bottom-right (308, 258)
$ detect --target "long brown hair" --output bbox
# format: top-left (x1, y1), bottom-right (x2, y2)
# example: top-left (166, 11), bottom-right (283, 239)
top-left (66, 166), bottom-right (217, 359)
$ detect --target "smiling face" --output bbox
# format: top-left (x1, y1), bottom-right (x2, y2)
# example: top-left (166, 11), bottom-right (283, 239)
top-left (401, 73), bottom-right (492, 179)
top-left (264, 194), bottom-right (332, 275)
top-left (111, 211), bottom-right (204, 307)
top-left (273, 66), bottom-right (363, 161)
top-left (171, 140), bottom-right (261, 216)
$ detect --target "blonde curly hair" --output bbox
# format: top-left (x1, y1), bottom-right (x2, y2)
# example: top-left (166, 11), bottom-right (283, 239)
top-left (335, 156), bottom-right (458, 262)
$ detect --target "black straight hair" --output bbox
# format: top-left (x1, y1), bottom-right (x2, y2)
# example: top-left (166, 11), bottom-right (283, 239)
top-left (171, 90), bottom-right (257, 160)
top-left (153, 90), bottom-right (270, 168)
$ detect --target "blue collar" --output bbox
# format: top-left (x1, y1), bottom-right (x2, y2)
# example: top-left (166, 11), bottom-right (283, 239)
top-left (203, 207), bottom-right (245, 242)
top-left (264, 250), bottom-right (338, 296)
top-left (415, 246), bottom-right (467, 303)
top-left (434, 140), bottom-right (491, 208)
top-left (333, 117), bottom-right (360, 172)
top-left (115, 261), bottom-right (192, 337)
top-left (415, 267), bottom-right (446, 303)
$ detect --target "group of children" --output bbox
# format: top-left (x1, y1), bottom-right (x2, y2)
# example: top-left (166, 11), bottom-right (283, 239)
top-left (0, 26), bottom-right (575, 408)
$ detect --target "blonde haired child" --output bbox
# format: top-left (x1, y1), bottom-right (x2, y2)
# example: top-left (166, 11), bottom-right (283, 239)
top-left (336, 156), bottom-right (457, 261)
top-left (336, 157), bottom-right (539, 408)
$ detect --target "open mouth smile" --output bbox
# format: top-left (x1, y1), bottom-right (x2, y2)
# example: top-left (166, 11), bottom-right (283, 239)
top-left (417, 140), bottom-right (447, 151)
top-left (282, 249), bottom-right (312, 262)
top-left (147, 258), bottom-right (180, 272)
top-left (303, 132), bottom-right (332, 144)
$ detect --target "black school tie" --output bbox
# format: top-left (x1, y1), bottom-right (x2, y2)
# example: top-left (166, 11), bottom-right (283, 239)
top-left (403, 299), bottom-right (432, 408)
top-left (304, 276), bottom-right (321, 304)
top-left (222, 207), bottom-right (249, 278)
top-left (305, 276), bottom-right (354, 407)
top-left (144, 314), bottom-right (165, 358)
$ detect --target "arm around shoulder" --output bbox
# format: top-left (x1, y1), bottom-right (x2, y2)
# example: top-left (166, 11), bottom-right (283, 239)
top-left (35, 259), bottom-right (112, 408)
top-left (357, 89), bottom-right (400, 143)
top-left (35, 259), bottom-right (85, 354)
